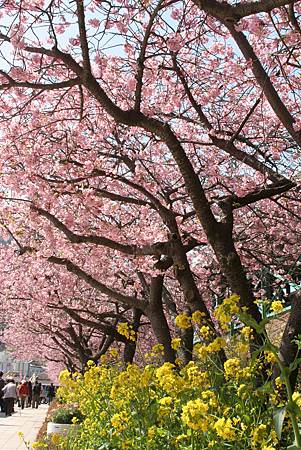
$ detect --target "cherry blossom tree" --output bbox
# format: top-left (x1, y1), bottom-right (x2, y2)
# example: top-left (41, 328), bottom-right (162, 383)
top-left (0, 0), bottom-right (300, 376)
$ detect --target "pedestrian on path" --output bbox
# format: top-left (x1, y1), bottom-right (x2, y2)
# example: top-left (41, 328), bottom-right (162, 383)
top-left (27, 380), bottom-right (32, 407)
top-left (2, 379), bottom-right (17, 416)
top-left (46, 383), bottom-right (56, 404)
top-left (0, 371), bottom-right (5, 413)
top-left (18, 380), bottom-right (29, 409)
top-left (32, 381), bottom-right (41, 409)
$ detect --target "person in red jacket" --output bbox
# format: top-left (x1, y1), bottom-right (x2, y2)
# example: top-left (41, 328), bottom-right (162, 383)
top-left (18, 380), bottom-right (29, 409)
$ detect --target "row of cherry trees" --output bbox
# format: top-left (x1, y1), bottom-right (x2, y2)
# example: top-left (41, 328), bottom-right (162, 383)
top-left (0, 0), bottom-right (300, 377)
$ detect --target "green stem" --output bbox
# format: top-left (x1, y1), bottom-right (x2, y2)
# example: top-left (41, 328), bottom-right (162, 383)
top-left (264, 332), bottom-right (301, 447)
top-left (191, 429), bottom-right (195, 450)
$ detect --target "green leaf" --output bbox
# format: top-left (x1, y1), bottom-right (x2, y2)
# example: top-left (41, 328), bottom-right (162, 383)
top-left (287, 445), bottom-right (301, 449)
top-left (257, 317), bottom-right (270, 333)
top-left (282, 366), bottom-right (291, 378)
top-left (250, 347), bottom-right (263, 363)
top-left (289, 357), bottom-right (301, 373)
top-left (238, 312), bottom-right (261, 332)
top-left (273, 406), bottom-right (286, 439)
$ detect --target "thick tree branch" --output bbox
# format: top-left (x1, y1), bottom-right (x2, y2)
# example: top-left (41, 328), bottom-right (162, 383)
top-left (233, 0), bottom-right (296, 18)
top-left (232, 180), bottom-right (296, 209)
top-left (195, 0), bottom-right (296, 20)
top-left (95, 188), bottom-right (152, 207)
top-left (31, 205), bottom-right (169, 256)
top-left (48, 255), bottom-right (148, 310)
top-left (134, 1), bottom-right (163, 110)
top-left (76, 0), bottom-right (92, 75)
top-left (223, 23), bottom-right (301, 148)
top-left (0, 70), bottom-right (80, 91)
top-left (62, 305), bottom-right (129, 343)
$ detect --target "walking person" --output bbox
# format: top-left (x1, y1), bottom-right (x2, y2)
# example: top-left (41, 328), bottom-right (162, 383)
top-left (18, 380), bottom-right (29, 409)
top-left (0, 372), bottom-right (5, 413)
top-left (2, 379), bottom-right (17, 416)
top-left (16, 381), bottom-right (21, 408)
top-left (32, 380), bottom-right (41, 409)
top-left (47, 383), bottom-right (56, 404)
top-left (27, 380), bottom-right (32, 407)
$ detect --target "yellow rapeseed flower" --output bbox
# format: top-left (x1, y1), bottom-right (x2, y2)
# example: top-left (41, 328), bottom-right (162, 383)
top-left (214, 417), bottom-right (236, 441)
top-left (251, 424), bottom-right (267, 446)
top-left (214, 294), bottom-right (240, 329)
top-left (171, 338), bottom-right (181, 350)
top-left (270, 300), bottom-right (284, 313)
top-left (147, 426), bottom-right (157, 440)
top-left (86, 360), bottom-right (95, 367)
top-left (199, 325), bottom-right (211, 339)
top-left (117, 322), bottom-right (136, 341)
top-left (158, 396), bottom-right (173, 417)
top-left (224, 358), bottom-right (241, 379)
top-left (59, 369), bottom-right (71, 382)
top-left (109, 348), bottom-right (118, 358)
top-left (264, 351), bottom-right (276, 364)
top-left (156, 362), bottom-right (182, 395)
top-left (241, 326), bottom-right (253, 340)
top-left (111, 411), bottom-right (130, 432)
top-left (292, 391), bottom-right (301, 408)
top-left (175, 313), bottom-right (192, 329)
top-left (159, 396), bottom-right (173, 406)
top-left (32, 443), bottom-right (45, 449)
top-left (191, 310), bottom-right (206, 324)
top-left (202, 390), bottom-right (218, 407)
top-left (194, 343), bottom-right (208, 359)
top-left (181, 399), bottom-right (209, 431)
top-left (207, 337), bottom-right (226, 353)
top-left (237, 384), bottom-right (246, 398)
top-left (152, 343), bottom-right (164, 354)
top-left (51, 433), bottom-right (62, 445)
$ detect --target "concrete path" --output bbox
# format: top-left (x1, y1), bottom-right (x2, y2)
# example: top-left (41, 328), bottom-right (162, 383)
top-left (0, 404), bottom-right (48, 449)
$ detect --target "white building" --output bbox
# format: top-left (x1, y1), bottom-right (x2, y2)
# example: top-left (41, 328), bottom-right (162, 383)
top-left (0, 350), bottom-right (44, 380)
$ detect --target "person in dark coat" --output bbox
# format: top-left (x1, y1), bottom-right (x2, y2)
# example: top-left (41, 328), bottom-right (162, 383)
top-left (0, 372), bottom-right (5, 412)
top-left (32, 381), bottom-right (41, 409)
top-left (47, 383), bottom-right (56, 404)
top-left (27, 380), bottom-right (32, 407)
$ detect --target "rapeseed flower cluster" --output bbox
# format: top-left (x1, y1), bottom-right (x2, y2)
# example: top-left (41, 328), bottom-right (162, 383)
top-left (214, 293), bottom-right (240, 329)
top-left (270, 300), bottom-right (284, 313)
top-left (44, 296), bottom-right (297, 449)
top-left (175, 312), bottom-right (191, 329)
top-left (117, 322), bottom-right (136, 341)
top-left (181, 398), bottom-right (209, 431)
top-left (53, 357), bottom-right (280, 448)
top-left (214, 417), bottom-right (236, 441)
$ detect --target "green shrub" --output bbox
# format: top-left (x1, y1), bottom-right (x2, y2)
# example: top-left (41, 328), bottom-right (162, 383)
top-left (50, 406), bottom-right (83, 424)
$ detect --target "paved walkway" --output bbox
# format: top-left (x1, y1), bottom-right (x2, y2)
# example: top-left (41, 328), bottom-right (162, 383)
top-left (0, 404), bottom-right (48, 449)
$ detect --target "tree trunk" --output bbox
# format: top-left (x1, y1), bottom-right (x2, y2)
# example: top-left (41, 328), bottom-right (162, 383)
top-left (169, 233), bottom-right (228, 360)
top-left (147, 275), bottom-right (176, 363)
top-left (169, 234), bottom-right (213, 315)
top-left (210, 223), bottom-right (263, 348)
top-left (274, 290), bottom-right (301, 391)
top-left (179, 309), bottom-right (194, 364)
top-left (123, 308), bottom-right (143, 363)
